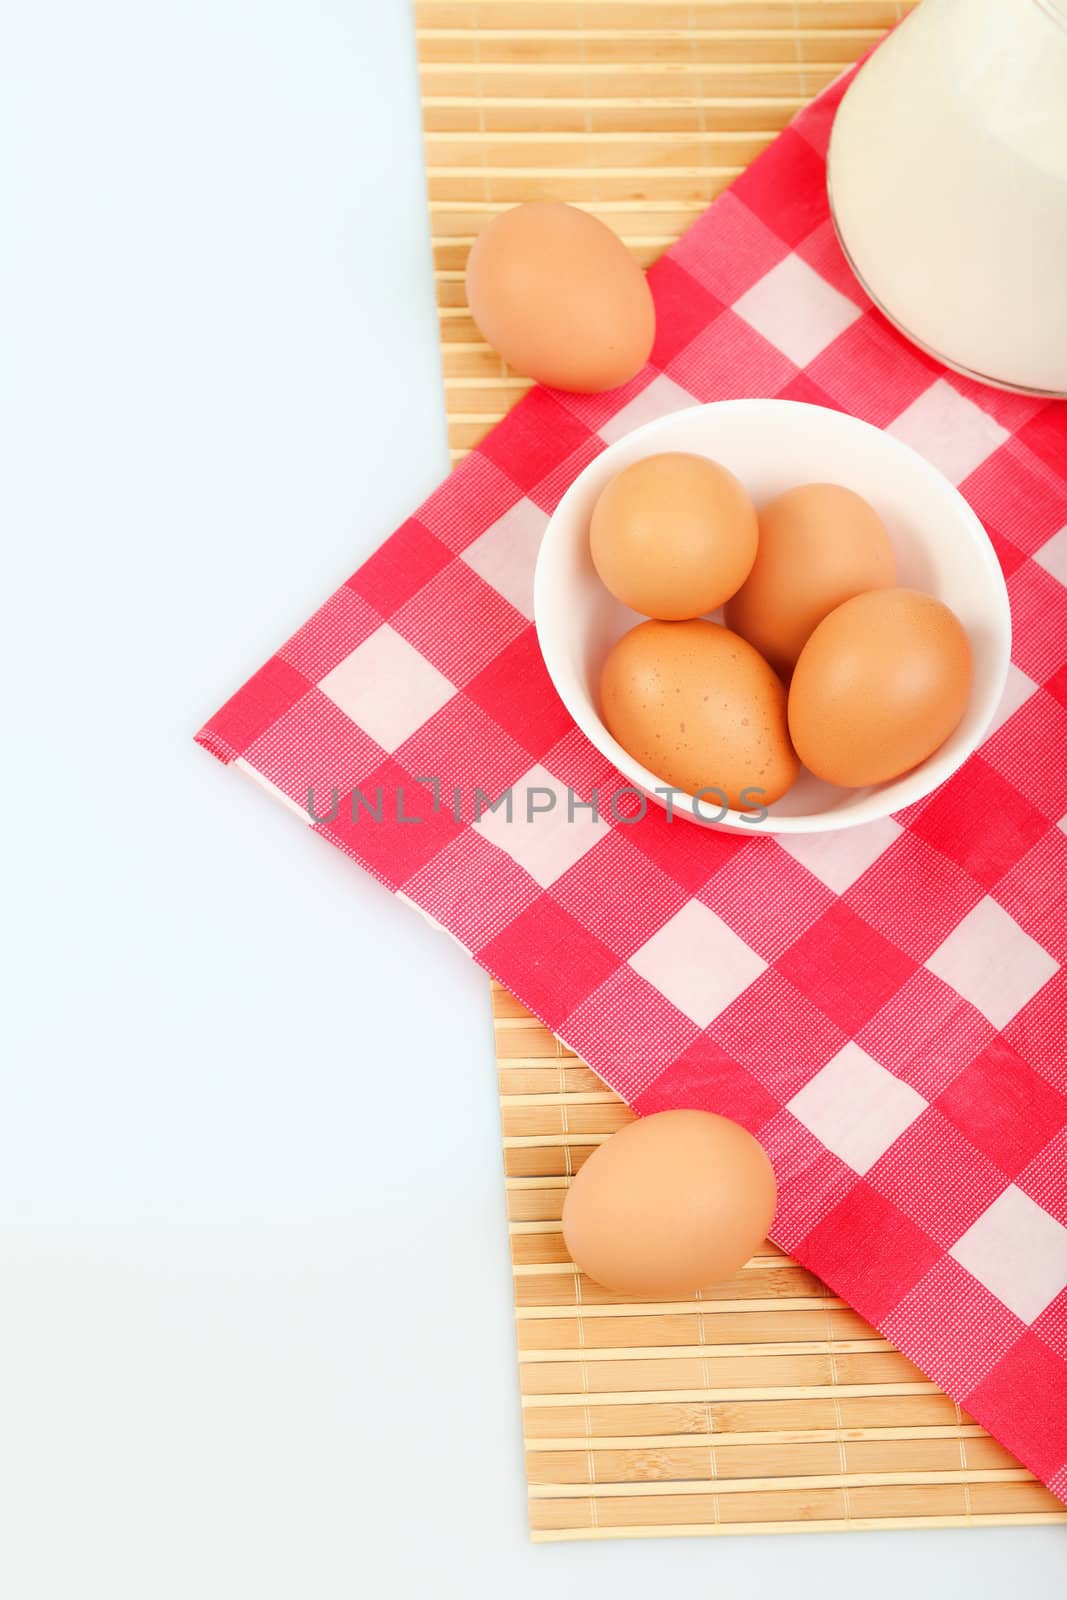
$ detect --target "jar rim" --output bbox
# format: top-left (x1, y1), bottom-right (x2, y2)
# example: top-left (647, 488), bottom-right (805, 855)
top-left (1034, 0), bottom-right (1067, 30)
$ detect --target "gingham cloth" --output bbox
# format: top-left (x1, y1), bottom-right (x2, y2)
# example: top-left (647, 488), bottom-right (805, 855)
top-left (198, 69), bottom-right (1067, 1499)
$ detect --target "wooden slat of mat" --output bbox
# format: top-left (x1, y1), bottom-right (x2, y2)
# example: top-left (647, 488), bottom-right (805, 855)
top-left (415, 1), bottom-right (1067, 1540)
top-left (493, 987), bottom-right (1066, 1540)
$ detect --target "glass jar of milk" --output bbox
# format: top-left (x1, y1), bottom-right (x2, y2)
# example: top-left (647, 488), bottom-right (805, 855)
top-left (827, 0), bottom-right (1067, 396)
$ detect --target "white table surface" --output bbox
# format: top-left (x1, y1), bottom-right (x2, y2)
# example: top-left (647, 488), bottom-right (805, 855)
top-left (1, 4), bottom-right (1064, 1595)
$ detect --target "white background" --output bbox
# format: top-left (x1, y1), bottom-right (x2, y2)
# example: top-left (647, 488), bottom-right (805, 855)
top-left (1, 3), bottom-right (1064, 1594)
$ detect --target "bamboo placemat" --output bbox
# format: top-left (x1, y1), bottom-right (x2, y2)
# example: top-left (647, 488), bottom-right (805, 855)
top-left (493, 984), bottom-right (1066, 1540)
top-left (416, 0), bottom-right (1067, 1539)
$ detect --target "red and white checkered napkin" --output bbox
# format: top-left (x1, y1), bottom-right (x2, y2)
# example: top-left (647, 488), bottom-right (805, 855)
top-left (199, 70), bottom-right (1067, 1498)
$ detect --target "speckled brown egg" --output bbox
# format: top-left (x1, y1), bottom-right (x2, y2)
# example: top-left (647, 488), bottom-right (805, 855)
top-left (590, 452), bottom-right (758, 620)
top-left (788, 587), bottom-right (973, 787)
top-left (464, 202), bottom-right (655, 392)
top-left (600, 618), bottom-right (799, 810)
top-left (562, 1110), bottom-right (778, 1297)
top-left (724, 483), bottom-right (896, 677)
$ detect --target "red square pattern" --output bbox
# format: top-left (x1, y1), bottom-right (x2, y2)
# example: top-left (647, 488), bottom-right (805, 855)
top-left (1007, 560), bottom-right (1067, 687)
top-left (401, 829), bottom-right (541, 954)
top-left (314, 755), bottom-right (465, 894)
top-left (1044, 658), bottom-right (1067, 714)
top-left (635, 1037), bottom-right (781, 1135)
top-left (995, 826), bottom-right (1067, 965)
top-left (983, 522), bottom-right (1030, 582)
top-left (345, 517), bottom-right (454, 619)
top-left (198, 655), bottom-right (311, 763)
top-left (478, 893), bottom-right (619, 1026)
top-left (729, 127), bottom-right (832, 247)
top-left (279, 586), bottom-right (382, 682)
top-left (843, 831), bottom-right (984, 963)
top-left (415, 449), bottom-right (522, 554)
top-left (1017, 1128), bottom-right (1067, 1229)
top-left (698, 844), bottom-right (835, 963)
top-left (626, 801), bottom-right (751, 894)
top-left (244, 688), bottom-right (385, 811)
top-left (910, 756), bottom-right (1050, 890)
top-left (669, 189), bottom-right (791, 307)
top-left (774, 901), bottom-right (917, 1035)
top-left (646, 255), bottom-right (726, 368)
top-left (539, 724), bottom-right (623, 816)
top-left (803, 1183), bottom-right (942, 1326)
top-left (199, 62), bottom-right (1067, 1503)
top-left (806, 314), bottom-right (940, 429)
top-left (936, 1036), bottom-right (1067, 1180)
top-left (1034, 1285), bottom-right (1067, 1364)
top-left (393, 694), bottom-right (532, 825)
top-left (708, 968), bottom-right (848, 1103)
top-left (775, 371), bottom-right (845, 412)
top-left (982, 689), bottom-right (1067, 823)
top-left (961, 440), bottom-right (1067, 559)
top-left (1003, 970), bottom-right (1067, 1097)
top-left (550, 830), bottom-right (689, 960)
top-left (527, 432), bottom-right (606, 514)
top-left (794, 219), bottom-right (870, 307)
top-left (790, 66), bottom-right (850, 158)
top-left (965, 1333), bottom-right (1067, 1482)
top-left (760, 1110), bottom-right (858, 1253)
top-left (391, 560), bottom-right (527, 690)
top-left (666, 309), bottom-right (798, 403)
top-left (560, 966), bottom-right (701, 1104)
top-left (888, 788), bottom-right (938, 831)
top-left (856, 968), bottom-right (995, 1101)
top-left (1015, 405), bottom-right (1067, 480)
top-left (866, 1108), bottom-right (1009, 1249)
top-left (551, 368), bottom-right (655, 436)
top-left (478, 387), bottom-right (595, 495)
top-left (463, 627), bottom-right (575, 761)
top-left (883, 1257), bottom-right (1026, 1396)
top-left (943, 371), bottom-right (1047, 437)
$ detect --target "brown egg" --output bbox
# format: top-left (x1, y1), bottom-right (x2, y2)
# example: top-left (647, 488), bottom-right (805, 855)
top-left (601, 618), bottom-right (799, 810)
top-left (725, 483), bottom-right (896, 677)
top-left (465, 202), bottom-right (655, 393)
top-left (590, 453), bottom-right (758, 619)
top-left (788, 587), bottom-right (973, 787)
top-left (562, 1110), bottom-right (778, 1297)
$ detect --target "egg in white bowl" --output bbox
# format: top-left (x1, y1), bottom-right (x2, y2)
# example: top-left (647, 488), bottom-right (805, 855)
top-left (532, 399), bottom-right (1011, 835)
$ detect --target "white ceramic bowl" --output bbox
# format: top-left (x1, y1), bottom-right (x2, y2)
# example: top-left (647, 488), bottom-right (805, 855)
top-left (533, 399), bottom-right (1011, 834)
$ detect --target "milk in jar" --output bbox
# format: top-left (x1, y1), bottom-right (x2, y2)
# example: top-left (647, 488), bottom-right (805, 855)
top-left (827, 0), bottom-right (1067, 395)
